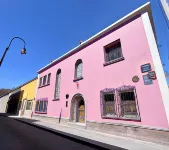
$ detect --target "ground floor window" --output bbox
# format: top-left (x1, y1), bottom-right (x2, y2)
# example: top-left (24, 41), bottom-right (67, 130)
top-left (26, 100), bottom-right (33, 110)
top-left (35, 98), bottom-right (48, 113)
top-left (100, 86), bottom-right (140, 120)
top-left (103, 91), bottom-right (116, 117)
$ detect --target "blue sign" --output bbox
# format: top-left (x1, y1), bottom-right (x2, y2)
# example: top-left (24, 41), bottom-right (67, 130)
top-left (143, 75), bottom-right (153, 85)
top-left (141, 63), bottom-right (151, 73)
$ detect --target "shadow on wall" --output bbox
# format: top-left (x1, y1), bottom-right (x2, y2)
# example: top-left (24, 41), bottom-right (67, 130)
top-left (6, 90), bottom-right (23, 115)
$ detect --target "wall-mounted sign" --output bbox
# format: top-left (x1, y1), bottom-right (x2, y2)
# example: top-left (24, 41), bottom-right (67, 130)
top-left (132, 76), bottom-right (139, 83)
top-left (148, 71), bottom-right (156, 80)
top-left (141, 63), bottom-right (151, 73)
top-left (143, 74), bottom-right (153, 85)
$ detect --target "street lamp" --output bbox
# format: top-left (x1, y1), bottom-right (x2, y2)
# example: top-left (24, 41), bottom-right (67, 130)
top-left (0, 36), bottom-right (26, 67)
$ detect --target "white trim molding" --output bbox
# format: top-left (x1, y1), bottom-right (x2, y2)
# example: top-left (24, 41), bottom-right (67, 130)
top-left (142, 12), bottom-right (169, 126)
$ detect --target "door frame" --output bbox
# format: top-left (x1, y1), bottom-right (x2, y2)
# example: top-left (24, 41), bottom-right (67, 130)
top-left (69, 93), bottom-right (87, 125)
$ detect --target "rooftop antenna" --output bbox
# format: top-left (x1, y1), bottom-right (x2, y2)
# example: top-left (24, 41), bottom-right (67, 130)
top-left (79, 40), bottom-right (83, 44)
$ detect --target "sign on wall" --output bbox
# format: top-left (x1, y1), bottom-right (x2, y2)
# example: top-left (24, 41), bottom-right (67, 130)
top-left (143, 74), bottom-right (153, 85)
top-left (148, 71), bottom-right (156, 80)
top-left (141, 63), bottom-right (151, 73)
top-left (132, 76), bottom-right (139, 83)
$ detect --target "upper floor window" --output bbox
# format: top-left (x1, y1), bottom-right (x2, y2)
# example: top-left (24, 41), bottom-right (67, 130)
top-left (54, 69), bottom-right (61, 100)
top-left (39, 77), bottom-right (43, 87)
top-left (104, 40), bottom-right (124, 66)
top-left (39, 73), bottom-right (51, 87)
top-left (47, 73), bottom-right (51, 84)
top-left (100, 86), bottom-right (140, 120)
top-left (74, 59), bottom-right (83, 81)
top-left (43, 75), bottom-right (47, 85)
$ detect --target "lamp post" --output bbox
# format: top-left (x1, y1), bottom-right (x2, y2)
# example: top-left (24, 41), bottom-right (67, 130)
top-left (0, 37), bottom-right (26, 67)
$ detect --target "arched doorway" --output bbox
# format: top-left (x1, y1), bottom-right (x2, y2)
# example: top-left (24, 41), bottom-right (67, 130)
top-left (70, 94), bottom-right (85, 123)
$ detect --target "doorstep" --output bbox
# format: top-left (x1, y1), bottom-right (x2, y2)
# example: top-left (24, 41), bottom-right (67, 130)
top-left (11, 117), bottom-right (169, 150)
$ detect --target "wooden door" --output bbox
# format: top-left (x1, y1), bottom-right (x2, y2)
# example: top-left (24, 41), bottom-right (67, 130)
top-left (78, 101), bottom-right (85, 123)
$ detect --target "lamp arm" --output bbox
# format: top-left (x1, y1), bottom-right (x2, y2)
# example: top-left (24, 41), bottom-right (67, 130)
top-left (0, 36), bottom-right (26, 67)
top-left (8, 37), bottom-right (26, 49)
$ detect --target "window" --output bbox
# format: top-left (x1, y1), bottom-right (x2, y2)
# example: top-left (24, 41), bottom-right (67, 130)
top-left (47, 73), bottom-right (51, 84)
top-left (39, 74), bottom-right (51, 87)
top-left (35, 101), bottom-right (39, 112)
top-left (104, 93), bottom-right (116, 116)
top-left (104, 40), bottom-right (123, 63)
top-left (35, 99), bottom-right (48, 113)
top-left (26, 100), bottom-right (33, 110)
top-left (43, 75), bottom-right (47, 85)
top-left (54, 69), bottom-right (61, 100)
top-left (100, 86), bottom-right (140, 120)
top-left (74, 59), bottom-right (83, 80)
top-left (39, 77), bottom-right (43, 87)
top-left (120, 91), bottom-right (138, 118)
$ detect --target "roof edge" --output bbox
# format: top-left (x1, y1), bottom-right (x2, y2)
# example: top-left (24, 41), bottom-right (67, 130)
top-left (11, 77), bottom-right (38, 92)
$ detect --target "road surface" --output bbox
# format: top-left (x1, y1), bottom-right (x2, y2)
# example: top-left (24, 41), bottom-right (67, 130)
top-left (0, 116), bottom-right (124, 150)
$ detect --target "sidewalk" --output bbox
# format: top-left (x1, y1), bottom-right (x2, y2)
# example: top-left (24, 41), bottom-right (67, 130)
top-left (10, 116), bottom-right (169, 150)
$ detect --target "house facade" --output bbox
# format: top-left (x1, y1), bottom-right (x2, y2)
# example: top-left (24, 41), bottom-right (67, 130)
top-left (34, 2), bottom-right (169, 136)
top-left (0, 78), bottom-right (37, 116)
top-left (18, 78), bottom-right (37, 118)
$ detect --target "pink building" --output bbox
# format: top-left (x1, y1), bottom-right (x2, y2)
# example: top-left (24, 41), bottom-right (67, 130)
top-left (34, 2), bottom-right (169, 143)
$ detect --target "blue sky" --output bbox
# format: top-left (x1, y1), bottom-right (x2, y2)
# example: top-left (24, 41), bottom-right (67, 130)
top-left (0, 0), bottom-right (169, 89)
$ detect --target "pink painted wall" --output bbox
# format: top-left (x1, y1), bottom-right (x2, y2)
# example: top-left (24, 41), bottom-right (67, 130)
top-left (35, 16), bottom-right (168, 128)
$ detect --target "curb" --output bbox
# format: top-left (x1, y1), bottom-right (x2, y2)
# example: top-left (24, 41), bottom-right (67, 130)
top-left (11, 117), bottom-right (126, 150)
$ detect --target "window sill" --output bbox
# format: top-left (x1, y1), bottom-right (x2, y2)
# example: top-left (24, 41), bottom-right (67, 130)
top-left (53, 99), bottom-right (60, 101)
top-left (73, 77), bottom-right (83, 82)
top-left (102, 115), bottom-right (141, 122)
top-left (38, 83), bottom-right (50, 89)
top-left (35, 111), bottom-right (47, 114)
top-left (103, 57), bottom-right (125, 66)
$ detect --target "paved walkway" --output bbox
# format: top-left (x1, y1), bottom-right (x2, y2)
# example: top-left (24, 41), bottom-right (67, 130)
top-left (10, 116), bottom-right (169, 150)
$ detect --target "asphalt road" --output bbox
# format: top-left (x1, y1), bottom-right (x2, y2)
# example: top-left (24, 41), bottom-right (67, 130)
top-left (0, 116), bottom-right (125, 150)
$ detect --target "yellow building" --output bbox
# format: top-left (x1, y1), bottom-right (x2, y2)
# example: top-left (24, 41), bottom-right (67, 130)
top-left (18, 78), bottom-right (37, 117)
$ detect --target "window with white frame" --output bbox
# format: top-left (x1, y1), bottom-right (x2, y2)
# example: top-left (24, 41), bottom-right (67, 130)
top-left (104, 39), bottom-right (123, 63)
top-left (47, 73), bottom-right (51, 84)
top-left (39, 77), bottom-right (43, 87)
top-left (26, 100), bottom-right (33, 110)
top-left (100, 86), bottom-right (140, 120)
top-left (39, 73), bottom-right (51, 87)
top-left (75, 59), bottom-right (83, 79)
top-left (54, 69), bottom-right (61, 100)
top-left (35, 99), bottom-right (48, 113)
top-left (43, 75), bottom-right (47, 85)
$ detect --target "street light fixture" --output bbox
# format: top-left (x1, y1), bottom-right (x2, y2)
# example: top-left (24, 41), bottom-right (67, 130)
top-left (0, 36), bottom-right (26, 66)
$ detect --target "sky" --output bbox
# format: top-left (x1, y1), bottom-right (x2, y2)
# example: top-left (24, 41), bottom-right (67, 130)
top-left (0, 0), bottom-right (169, 89)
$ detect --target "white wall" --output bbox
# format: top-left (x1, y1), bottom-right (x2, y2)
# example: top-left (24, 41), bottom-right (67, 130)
top-left (0, 94), bottom-right (10, 113)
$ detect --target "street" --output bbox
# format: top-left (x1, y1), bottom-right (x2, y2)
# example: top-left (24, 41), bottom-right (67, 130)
top-left (0, 116), bottom-right (124, 150)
